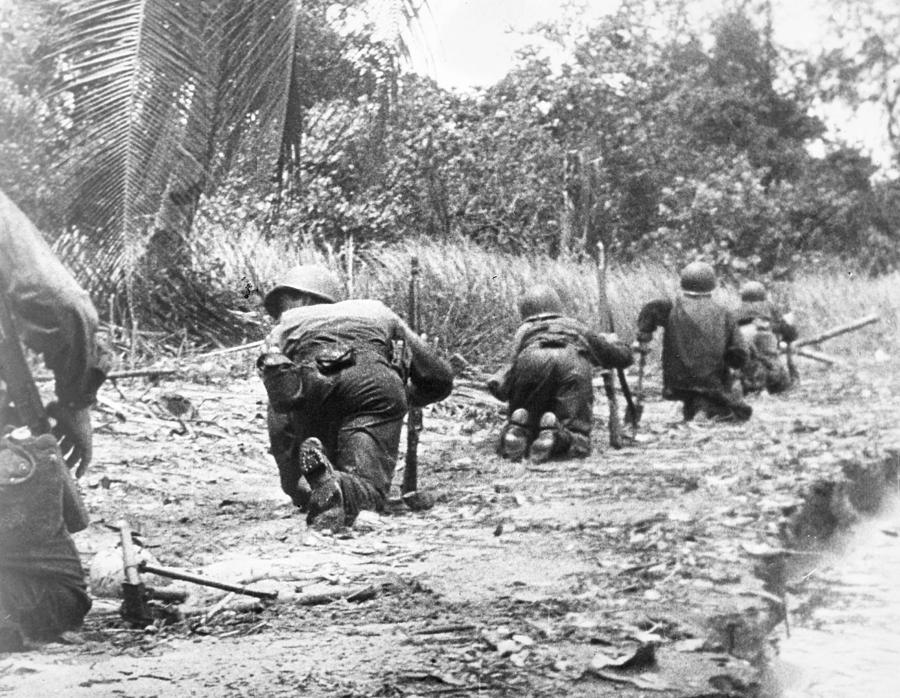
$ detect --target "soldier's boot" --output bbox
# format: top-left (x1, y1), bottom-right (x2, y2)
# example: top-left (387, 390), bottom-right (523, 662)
top-left (298, 438), bottom-right (345, 529)
top-left (529, 412), bottom-right (560, 463)
top-left (499, 408), bottom-right (530, 461)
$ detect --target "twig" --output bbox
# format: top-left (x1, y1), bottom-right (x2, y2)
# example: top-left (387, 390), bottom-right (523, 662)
top-left (295, 585), bottom-right (378, 606)
top-left (36, 368), bottom-right (177, 383)
top-left (193, 340), bottom-right (264, 359)
top-left (413, 624), bottom-right (477, 635)
top-left (202, 592), bottom-right (237, 625)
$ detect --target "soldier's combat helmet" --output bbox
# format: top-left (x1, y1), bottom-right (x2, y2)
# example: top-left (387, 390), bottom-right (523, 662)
top-left (518, 284), bottom-right (564, 319)
top-left (739, 281), bottom-right (767, 302)
top-left (679, 262), bottom-right (716, 296)
top-left (264, 264), bottom-right (342, 317)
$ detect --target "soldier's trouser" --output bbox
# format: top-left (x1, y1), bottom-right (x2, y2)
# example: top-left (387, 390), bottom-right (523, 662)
top-left (0, 435), bottom-right (91, 644)
top-left (0, 571), bottom-right (90, 642)
top-left (268, 360), bottom-right (407, 522)
top-left (505, 345), bottom-right (593, 457)
top-left (742, 351), bottom-right (791, 395)
top-left (676, 389), bottom-right (752, 422)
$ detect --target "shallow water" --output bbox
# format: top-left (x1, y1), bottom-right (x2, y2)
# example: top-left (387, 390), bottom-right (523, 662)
top-left (769, 500), bottom-right (900, 697)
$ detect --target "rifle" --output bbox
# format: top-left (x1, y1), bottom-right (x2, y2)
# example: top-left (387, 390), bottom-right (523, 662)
top-left (785, 341), bottom-right (798, 383)
top-left (632, 346), bottom-right (647, 435)
top-left (595, 242), bottom-right (623, 449)
top-left (0, 275), bottom-right (51, 435)
top-left (402, 257), bottom-right (423, 495)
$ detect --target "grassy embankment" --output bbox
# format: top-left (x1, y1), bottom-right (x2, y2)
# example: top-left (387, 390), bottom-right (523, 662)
top-left (192, 230), bottom-right (899, 366)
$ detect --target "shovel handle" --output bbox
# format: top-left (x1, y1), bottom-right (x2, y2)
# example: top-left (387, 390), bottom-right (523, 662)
top-left (118, 519), bottom-right (142, 586)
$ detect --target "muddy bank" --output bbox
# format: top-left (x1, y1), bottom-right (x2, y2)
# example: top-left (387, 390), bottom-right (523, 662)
top-left (753, 446), bottom-right (900, 697)
top-left (0, 359), bottom-right (898, 696)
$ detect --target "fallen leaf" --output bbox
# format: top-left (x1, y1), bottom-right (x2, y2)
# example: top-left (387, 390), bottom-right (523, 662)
top-left (496, 639), bottom-right (521, 657)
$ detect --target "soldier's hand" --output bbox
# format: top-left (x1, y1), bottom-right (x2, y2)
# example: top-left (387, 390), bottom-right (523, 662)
top-left (631, 341), bottom-right (651, 355)
top-left (47, 403), bottom-right (94, 477)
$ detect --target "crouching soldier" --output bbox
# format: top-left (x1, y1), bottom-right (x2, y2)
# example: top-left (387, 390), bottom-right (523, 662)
top-left (258, 265), bottom-right (454, 529)
top-left (487, 285), bottom-right (632, 462)
top-left (636, 262), bottom-right (751, 422)
top-left (0, 189), bottom-right (107, 651)
top-left (736, 281), bottom-right (798, 395)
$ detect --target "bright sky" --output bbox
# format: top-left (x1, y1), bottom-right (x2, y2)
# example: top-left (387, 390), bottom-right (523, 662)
top-left (407, 0), bottom-right (892, 168)
top-left (412, 0), bottom-right (831, 90)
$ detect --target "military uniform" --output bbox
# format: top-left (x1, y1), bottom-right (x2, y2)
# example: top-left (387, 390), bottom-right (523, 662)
top-left (636, 263), bottom-right (751, 422)
top-left (488, 286), bottom-right (632, 462)
top-left (0, 190), bottom-right (106, 649)
top-left (736, 281), bottom-right (798, 395)
top-left (260, 267), bottom-right (453, 527)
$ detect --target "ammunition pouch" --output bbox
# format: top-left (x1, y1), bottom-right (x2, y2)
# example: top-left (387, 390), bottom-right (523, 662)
top-left (315, 343), bottom-right (355, 375)
top-left (257, 352), bottom-right (305, 413)
top-left (0, 433), bottom-right (73, 547)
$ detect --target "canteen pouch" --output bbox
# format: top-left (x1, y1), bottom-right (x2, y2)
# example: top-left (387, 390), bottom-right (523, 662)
top-left (257, 352), bottom-right (305, 412)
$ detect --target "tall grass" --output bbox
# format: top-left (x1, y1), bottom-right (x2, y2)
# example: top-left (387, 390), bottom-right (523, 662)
top-left (190, 227), bottom-right (897, 366)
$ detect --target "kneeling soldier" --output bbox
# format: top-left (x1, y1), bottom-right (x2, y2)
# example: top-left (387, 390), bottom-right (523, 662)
top-left (736, 281), bottom-right (798, 395)
top-left (259, 265), bottom-right (453, 528)
top-left (636, 262), bottom-right (751, 422)
top-left (0, 189), bottom-right (107, 650)
top-left (487, 285), bottom-right (632, 462)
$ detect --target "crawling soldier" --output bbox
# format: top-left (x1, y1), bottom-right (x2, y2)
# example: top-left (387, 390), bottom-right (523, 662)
top-left (487, 285), bottom-right (632, 462)
top-left (259, 265), bottom-right (453, 529)
top-left (636, 262), bottom-right (751, 422)
top-left (736, 281), bottom-right (798, 395)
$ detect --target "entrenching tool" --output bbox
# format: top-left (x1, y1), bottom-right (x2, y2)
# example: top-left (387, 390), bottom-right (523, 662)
top-left (118, 518), bottom-right (155, 625)
top-left (136, 563), bottom-right (278, 601)
top-left (118, 518), bottom-right (273, 626)
top-left (595, 242), bottom-right (625, 448)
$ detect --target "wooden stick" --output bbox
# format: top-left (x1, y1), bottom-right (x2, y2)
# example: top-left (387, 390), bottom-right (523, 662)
top-left (795, 347), bottom-right (839, 365)
top-left (794, 314), bottom-right (879, 348)
top-left (295, 585), bottom-right (378, 606)
top-left (140, 562), bottom-right (278, 601)
top-left (37, 368), bottom-right (177, 383)
top-left (193, 340), bottom-right (263, 359)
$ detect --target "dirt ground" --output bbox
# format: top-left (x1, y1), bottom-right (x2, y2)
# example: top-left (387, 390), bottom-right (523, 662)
top-left (1, 353), bottom-right (898, 697)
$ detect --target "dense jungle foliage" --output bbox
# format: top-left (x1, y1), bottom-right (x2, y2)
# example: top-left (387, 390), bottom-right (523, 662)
top-left (1, 0), bottom-right (900, 342)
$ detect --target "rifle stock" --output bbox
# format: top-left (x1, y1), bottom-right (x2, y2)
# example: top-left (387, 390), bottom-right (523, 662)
top-left (402, 257), bottom-right (422, 495)
top-left (0, 280), bottom-right (50, 435)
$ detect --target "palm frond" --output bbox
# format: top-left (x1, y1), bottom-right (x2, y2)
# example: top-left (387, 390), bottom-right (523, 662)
top-left (58, 0), bottom-right (298, 291)
top-left (55, 0), bottom-right (428, 293)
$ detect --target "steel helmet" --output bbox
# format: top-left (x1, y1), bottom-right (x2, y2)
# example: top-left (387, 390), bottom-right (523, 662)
top-left (739, 281), bottom-right (767, 302)
top-left (518, 284), bottom-right (564, 319)
top-left (263, 264), bottom-right (342, 316)
top-left (679, 262), bottom-right (716, 296)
